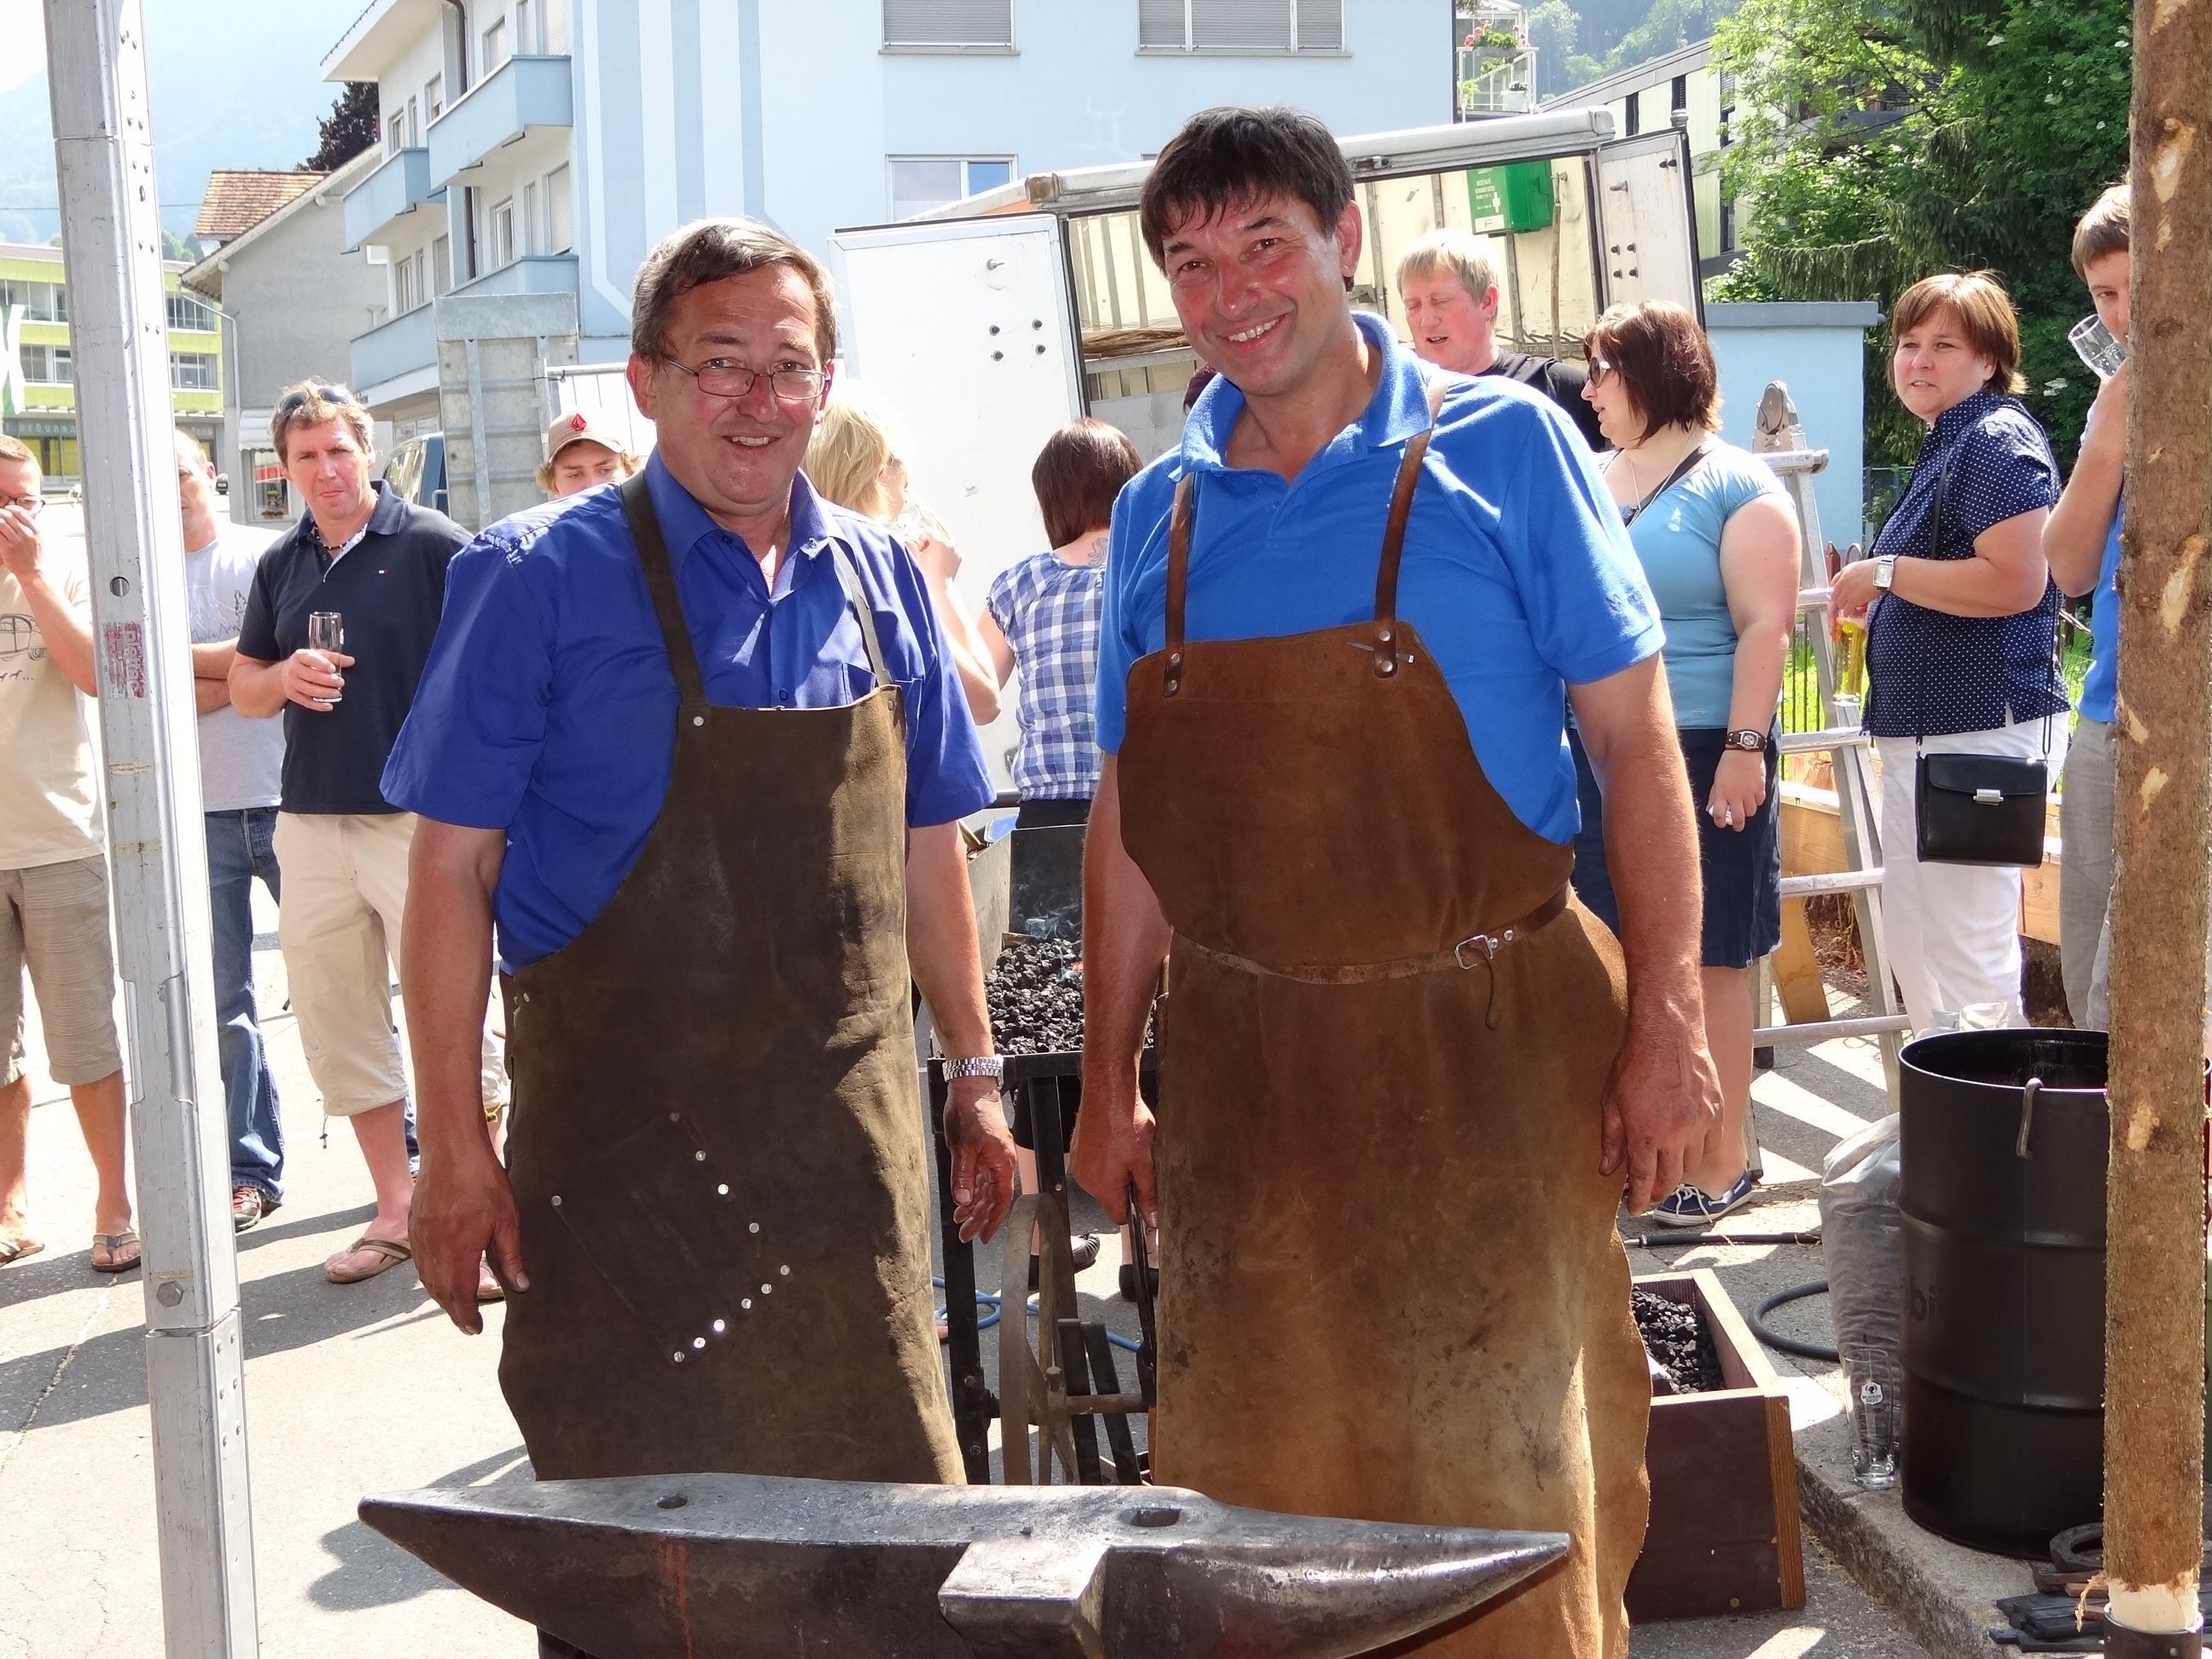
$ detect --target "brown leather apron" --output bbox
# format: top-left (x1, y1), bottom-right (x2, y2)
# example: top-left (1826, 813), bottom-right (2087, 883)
top-left (498, 473), bottom-right (962, 1493)
top-left (1116, 388), bottom-right (1651, 1656)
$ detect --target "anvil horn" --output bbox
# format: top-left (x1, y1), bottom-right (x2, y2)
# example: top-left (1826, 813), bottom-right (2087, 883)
top-left (360, 1473), bottom-right (1567, 1658)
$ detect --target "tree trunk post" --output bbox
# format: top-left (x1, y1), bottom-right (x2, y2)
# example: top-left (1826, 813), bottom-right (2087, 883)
top-left (2104, 3), bottom-right (2212, 1650)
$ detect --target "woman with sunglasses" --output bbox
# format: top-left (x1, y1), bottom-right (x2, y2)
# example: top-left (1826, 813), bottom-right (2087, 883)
top-left (1573, 301), bottom-right (1801, 1226)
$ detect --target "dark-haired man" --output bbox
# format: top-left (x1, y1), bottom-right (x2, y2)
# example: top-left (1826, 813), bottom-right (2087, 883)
top-left (386, 219), bottom-right (1016, 1656)
top-left (1069, 106), bottom-right (1720, 1656)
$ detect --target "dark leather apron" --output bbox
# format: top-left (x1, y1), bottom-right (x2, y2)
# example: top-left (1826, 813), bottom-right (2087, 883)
top-left (1116, 387), bottom-right (1651, 1656)
top-left (498, 474), bottom-right (963, 1499)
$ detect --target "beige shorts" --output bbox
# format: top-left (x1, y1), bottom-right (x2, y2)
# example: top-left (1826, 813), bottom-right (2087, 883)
top-left (275, 812), bottom-right (504, 1118)
top-left (3, 853), bottom-right (125, 1089)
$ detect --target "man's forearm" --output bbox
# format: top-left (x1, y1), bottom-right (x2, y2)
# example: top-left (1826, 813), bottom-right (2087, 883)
top-left (194, 678), bottom-right (230, 714)
top-left (20, 575), bottom-right (96, 696)
top-left (1081, 761), bottom-right (1171, 1096)
top-left (193, 639), bottom-right (237, 680)
top-left (400, 827), bottom-right (504, 1164)
top-left (907, 820), bottom-right (992, 1057)
top-left (1576, 672), bottom-right (1703, 1021)
top-left (228, 655), bottom-right (288, 718)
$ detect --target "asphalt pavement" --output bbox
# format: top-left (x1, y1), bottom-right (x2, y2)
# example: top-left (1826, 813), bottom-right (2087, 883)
top-left (2, 875), bottom-right (1936, 1656)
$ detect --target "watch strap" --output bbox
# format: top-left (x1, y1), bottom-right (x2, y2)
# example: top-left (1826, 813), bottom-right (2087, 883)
top-left (944, 1055), bottom-right (1004, 1082)
top-left (1726, 729), bottom-right (1769, 753)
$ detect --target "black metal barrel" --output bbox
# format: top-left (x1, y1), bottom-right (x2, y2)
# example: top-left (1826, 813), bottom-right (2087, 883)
top-left (1900, 1028), bottom-right (2109, 1557)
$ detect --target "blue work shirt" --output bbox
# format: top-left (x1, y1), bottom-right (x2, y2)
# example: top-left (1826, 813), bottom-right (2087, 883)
top-left (1095, 312), bottom-right (1663, 843)
top-left (381, 455), bottom-right (993, 969)
top-left (2078, 486), bottom-right (2125, 728)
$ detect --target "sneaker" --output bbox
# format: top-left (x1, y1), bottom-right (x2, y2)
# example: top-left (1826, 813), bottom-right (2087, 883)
top-left (1027, 1232), bottom-right (1103, 1290)
top-left (230, 1185), bottom-right (278, 1232)
top-left (1647, 1170), bottom-right (1756, 1229)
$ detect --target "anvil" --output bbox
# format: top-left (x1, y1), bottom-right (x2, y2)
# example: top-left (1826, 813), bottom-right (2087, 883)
top-left (361, 1473), bottom-right (1567, 1657)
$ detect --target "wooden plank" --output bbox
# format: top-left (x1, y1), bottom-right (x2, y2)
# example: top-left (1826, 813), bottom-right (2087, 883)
top-left (1772, 901), bottom-right (1831, 1028)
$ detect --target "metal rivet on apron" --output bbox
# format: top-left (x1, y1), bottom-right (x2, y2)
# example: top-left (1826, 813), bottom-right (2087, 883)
top-left (694, 1150), bottom-right (707, 1162)
top-left (748, 1222), bottom-right (760, 1233)
top-left (712, 1318), bottom-right (726, 1334)
top-left (668, 1113), bottom-right (680, 1123)
top-left (692, 715), bottom-right (705, 726)
top-left (761, 1284), bottom-right (773, 1295)
top-left (779, 1265), bottom-right (790, 1277)
top-left (691, 1336), bottom-right (707, 1351)
top-left (550, 1194), bottom-right (562, 1208)
top-left (717, 1183), bottom-right (730, 1196)
top-left (742, 1298), bottom-right (753, 1310)
top-left (672, 1351), bottom-right (685, 1363)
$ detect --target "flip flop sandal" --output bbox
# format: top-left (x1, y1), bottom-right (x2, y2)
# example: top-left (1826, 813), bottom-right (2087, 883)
top-left (325, 1234), bottom-right (411, 1285)
top-left (0, 1237), bottom-right (46, 1267)
top-left (90, 1230), bottom-right (141, 1273)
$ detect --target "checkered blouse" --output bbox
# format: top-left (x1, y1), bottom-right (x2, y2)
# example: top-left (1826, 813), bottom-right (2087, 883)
top-left (987, 550), bottom-right (1105, 800)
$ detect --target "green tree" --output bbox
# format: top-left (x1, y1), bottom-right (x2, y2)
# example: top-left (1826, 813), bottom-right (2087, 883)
top-left (302, 82), bottom-right (379, 172)
top-left (1526, 0), bottom-right (1580, 100)
top-left (1713, 0), bottom-right (2130, 467)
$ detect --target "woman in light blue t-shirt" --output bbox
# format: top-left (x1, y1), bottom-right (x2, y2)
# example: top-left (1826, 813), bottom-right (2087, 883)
top-left (1567, 301), bottom-right (1801, 1227)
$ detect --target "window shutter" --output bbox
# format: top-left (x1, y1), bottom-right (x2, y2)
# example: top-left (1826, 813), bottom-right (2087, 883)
top-left (882, 0), bottom-right (1014, 45)
top-left (1190, 0), bottom-right (1292, 49)
top-left (1295, 0), bottom-right (1342, 49)
top-left (1138, 0), bottom-right (1186, 46)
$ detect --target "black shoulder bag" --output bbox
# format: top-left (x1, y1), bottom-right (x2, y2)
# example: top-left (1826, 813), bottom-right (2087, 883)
top-left (1910, 447), bottom-right (2055, 868)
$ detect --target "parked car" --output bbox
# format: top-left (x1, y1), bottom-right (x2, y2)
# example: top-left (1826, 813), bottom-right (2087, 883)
top-left (382, 434), bottom-right (448, 516)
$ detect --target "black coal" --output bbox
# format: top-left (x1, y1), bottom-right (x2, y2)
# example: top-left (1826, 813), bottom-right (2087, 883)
top-left (1633, 1288), bottom-right (1725, 1394)
top-left (986, 937), bottom-right (1086, 1057)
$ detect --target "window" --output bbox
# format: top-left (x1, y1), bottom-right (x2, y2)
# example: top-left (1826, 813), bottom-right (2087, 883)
top-left (888, 156), bottom-right (1015, 220)
top-left (490, 197), bottom-right (516, 269)
top-left (406, 96), bottom-right (421, 146)
top-left (394, 252), bottom-right (419, 314)
top-left (482, 17), bottom-right (509, 73)
top-left (166, 290), bottom-right (217, 332)
top-left (427, 73), bottom-right (444, 122)
top-left (1139, 0), bottom-right (1342, 50)
top-left (882, 0), bottom-right (1013, 47)
top-left (248, 447), bottom-right (288, 521)
top-left (546, 165), bottom-right (575, 253)
top-left (387, 110), bottom-right (406, 154)
top-left (522, 181), bottom-right (541, 254)
top-left (20, 344), bottom-right (72, 385)
top-left (1, 280), bottom-right (67, 322)
top-left (432, 233), bottom-right (452, 295)
top-left (170, 352), bottom-right (218, 392)
top-left (515, 0), bottom-right (538, 53)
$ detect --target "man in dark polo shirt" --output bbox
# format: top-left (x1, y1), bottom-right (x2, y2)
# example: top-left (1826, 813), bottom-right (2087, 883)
top-left (229, 380), bottom-right (503, 1287)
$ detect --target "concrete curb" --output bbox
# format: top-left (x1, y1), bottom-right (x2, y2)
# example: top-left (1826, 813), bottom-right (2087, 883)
top-left (1792, 1411), bottom-right (2037, 1659)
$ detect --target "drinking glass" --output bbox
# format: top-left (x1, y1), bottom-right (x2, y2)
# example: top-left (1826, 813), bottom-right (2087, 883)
top-left (308, 611), bottom-right (344, 704)
top-left (2068, 314), bottom-right (2128, 381)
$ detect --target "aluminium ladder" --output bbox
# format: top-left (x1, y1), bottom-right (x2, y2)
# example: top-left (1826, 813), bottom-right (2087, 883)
top-left (1749, 383), bottom-right (1910, 1103)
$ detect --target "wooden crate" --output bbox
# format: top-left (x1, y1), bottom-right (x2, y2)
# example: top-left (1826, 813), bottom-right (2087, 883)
top-left (1626, 1269), bottom-right (1807, 1623)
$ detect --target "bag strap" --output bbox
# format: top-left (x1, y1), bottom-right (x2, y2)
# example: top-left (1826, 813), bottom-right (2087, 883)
top-left (1616, 439), bottom-right (1711, 528)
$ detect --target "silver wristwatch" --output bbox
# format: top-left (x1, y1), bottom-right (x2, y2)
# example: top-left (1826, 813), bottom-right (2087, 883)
top-left (1872, 555), bottom-right (1898, 591)
top-left (944, 1055), bottom-right (1004, 1083)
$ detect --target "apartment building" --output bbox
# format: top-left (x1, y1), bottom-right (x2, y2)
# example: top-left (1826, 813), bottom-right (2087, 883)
top-left (323, 0), bottom-right (1454, 432)
top-left (0, 242), bottom-right (223, 488)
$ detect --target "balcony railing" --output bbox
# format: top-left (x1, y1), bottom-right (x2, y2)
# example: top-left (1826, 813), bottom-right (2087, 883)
top-left (451, 253), bottom-right (579, 300)
top-left (427, 55), bottom-right (573, 188)
top-left (350, 302), bottom-right (436, 397)
top-left (344, 146), bottom-right (439, 247)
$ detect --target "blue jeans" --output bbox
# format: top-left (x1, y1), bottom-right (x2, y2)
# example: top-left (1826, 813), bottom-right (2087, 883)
top-left (207, 808), bottom-right (283, 1201)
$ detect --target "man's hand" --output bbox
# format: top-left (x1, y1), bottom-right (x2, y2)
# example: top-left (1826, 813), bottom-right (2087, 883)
top-left (1068, 1083), bottom-right (1157, 1231)
top-left (1600, 1014), bottom-right (1724, 1214)
top-left (0, 504), bottom-right (45, 585)
top-left (280, 647), bottom-right (352, 712)
top-left (412, 1147), bottom-right (527, 1335)
top-left (944, 1078), bottom-right (1018, 1243)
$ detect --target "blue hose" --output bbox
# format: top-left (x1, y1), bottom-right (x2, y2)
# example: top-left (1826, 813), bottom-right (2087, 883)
top-left (931, 1279), bottom-right (1143, 1353)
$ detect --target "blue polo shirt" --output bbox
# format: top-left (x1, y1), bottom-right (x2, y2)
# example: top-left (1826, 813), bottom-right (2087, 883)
top-left (381, 455), bottom-right (993, 968)
top-left (1095, 312), bottom-right (1662, 843)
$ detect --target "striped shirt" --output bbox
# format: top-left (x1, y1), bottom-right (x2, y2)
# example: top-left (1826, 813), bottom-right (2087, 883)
top-left (987, 550), bottom-right (1105, 800)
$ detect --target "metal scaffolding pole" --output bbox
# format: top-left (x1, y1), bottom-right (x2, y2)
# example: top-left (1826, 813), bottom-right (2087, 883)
top-left (42, 2), bottom-right (258, 1652)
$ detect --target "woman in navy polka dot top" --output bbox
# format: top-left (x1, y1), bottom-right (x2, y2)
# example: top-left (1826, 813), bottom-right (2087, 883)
top-left (1830, 272), bottom-right (2066, 1031)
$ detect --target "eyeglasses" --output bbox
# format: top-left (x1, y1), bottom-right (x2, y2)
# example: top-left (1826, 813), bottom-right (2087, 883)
top-left (1587, 358), bottom-right (1615, 383)
top-left (2, 492), bottom-right (43, 516)
top-left (275, 383), bottom-right (358, 418)
top-left (660, 357), bottom-right (824, 405)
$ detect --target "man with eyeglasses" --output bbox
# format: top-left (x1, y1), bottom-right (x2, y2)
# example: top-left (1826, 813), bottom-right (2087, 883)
top-left (0, 434), bottom-right (135, 1273)
top-left (229, 381), bottom-right (504, 1287)
top-left (384, 219), bottom-right (1016, 1653)
top-left (174, 429), bottom-right (290, 1231)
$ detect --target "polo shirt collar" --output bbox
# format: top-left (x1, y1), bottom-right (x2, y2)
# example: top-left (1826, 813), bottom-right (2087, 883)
top-left (365, 479), bottom-right (405, 534)
top-left (643, 451), bottom-right (835, 583)
top-left (1178, 310), bottom-right (1435, 477)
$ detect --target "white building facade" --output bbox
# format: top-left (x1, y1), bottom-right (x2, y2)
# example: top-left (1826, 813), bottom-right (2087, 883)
top-left (324, 0), bottom-right (1456, 429)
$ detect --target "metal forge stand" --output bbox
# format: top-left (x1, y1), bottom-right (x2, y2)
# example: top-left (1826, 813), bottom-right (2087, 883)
top-left (933, 819), bottom-right (1159, 1487)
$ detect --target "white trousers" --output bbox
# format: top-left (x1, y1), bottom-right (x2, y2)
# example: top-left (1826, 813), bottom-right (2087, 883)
top-left (1874, 718), bottom-right (2065, 1034)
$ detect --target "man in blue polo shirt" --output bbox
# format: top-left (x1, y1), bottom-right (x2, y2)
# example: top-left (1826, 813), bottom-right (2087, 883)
top-left (1068, 108), bottom-right (1720, 1656)
top-left (384, 223), bottom-right (1016, 1650)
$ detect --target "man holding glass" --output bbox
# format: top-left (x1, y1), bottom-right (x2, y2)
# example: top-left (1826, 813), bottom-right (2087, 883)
top-left (229, 381), bottom-right (498, 1285)
top-left (383, 222), bottom-right (1016, 1659)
